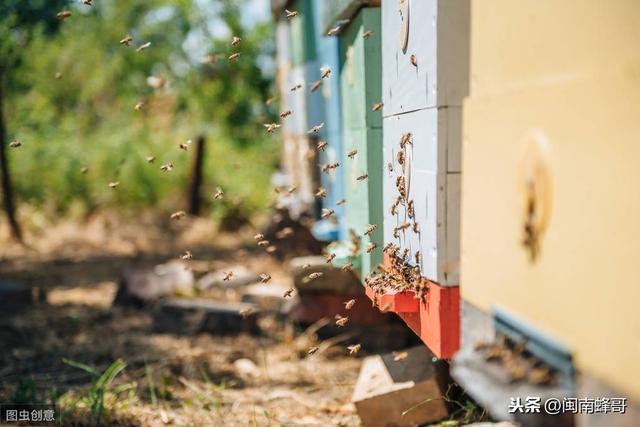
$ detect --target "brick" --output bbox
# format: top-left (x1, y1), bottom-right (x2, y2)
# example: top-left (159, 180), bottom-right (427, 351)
top-left (153, 297), bottom-right (259, 335)
top-left (290, 255), bottom-right (362, 295)
top-left (352, 346), bottom-right (449, 427)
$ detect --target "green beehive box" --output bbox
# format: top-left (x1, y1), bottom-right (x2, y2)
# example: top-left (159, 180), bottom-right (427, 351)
top-left (338, 7), bottom-right (383, 279)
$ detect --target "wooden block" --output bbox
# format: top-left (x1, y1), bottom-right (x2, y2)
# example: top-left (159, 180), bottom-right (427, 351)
top-left (153, 298), bottom-right (259, 335)
top-left (352, 346), bottom-right (449, 426)
top-left (290, 255), bottom-right (362, 294)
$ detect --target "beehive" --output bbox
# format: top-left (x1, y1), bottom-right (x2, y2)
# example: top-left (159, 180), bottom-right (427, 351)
top-left (461, 0), bottom-right (640, 401)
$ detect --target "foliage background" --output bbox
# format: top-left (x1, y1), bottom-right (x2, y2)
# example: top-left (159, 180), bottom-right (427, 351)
top-left (1, 0), bottom-right (278, 226)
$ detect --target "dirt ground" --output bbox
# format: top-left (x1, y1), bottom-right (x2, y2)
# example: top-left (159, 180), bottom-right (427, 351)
top-left (0, 214), bottom-right (364, 426)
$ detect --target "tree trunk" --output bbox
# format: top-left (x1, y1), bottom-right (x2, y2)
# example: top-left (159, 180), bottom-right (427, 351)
top-left (0, 75), bottom-right (22, 241)
top-left (187, 135), bottom-right (206, 216)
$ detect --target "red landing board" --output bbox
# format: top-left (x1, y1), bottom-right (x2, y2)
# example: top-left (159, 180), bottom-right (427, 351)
top-left (364, 254), bottom-right (461, 359)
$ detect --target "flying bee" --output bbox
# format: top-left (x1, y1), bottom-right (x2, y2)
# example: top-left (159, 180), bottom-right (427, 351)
top-left (56, 10), bottom-right (71, 20)
top-left (119, 35), bottom-right (133, 46)
top-left (80, 166), bottom-right (88, 174)
top-left (285, 9), bottom-right (298, 19)
top-left (179, 139), bottom-right (192, 151)
top-left (315, 187), bottom-right (327, 198)
top-left (259, 273), bottom-right (272, 283)
top-left (347, 344), bottom-right (361, 355)
top-left (320, 67), bottom-right (331, 79)
top-left (239, 307), bottom-right (252, 317)
top-left (228, 52), bottom-right (241, 61)
top-left (335, 315), bottom-right (349, 327)
top-left (146, 155), bottom-right (156, 163)
top-left (321, 208), bottom-right (335, 219)
top-left (54, 71), bottom-right (63, 79)
top-left (410, 54), bottom-right (418, 67)
top-left (344, 299), bottom-right (356, 310)
top-left (341, 263), bottom-right (354, 272)
top-left (213, 187), bottom-right (224, 200)
top-left (308, 272), bottom-right (324, 280)
top-left (83, 0), bottom-right (93, 5)
top-left (287, 186), bottom-right (297, 195)
top-left (108, 181), bottom-right (119, 189)
top-left (327, 26), bottom-right (340, 36)
top-left (283, 288), bottom-right (294, 298)
top-left (387, 162), bottom-right (394, 172)
top-left (393, 351), bottom-right (408, 362)
top-left (170, 210), bottom-right (186, 220)
top-left (181, 251), bottom-right (193, 260)
top-left (310, 80), bottom-right (322, 92)
top-left (321, 162), bottom-right (339, 173)
top-left (366, 243), bottom-right (377, 253)
top-left (325, 253), bottom-right (336, 263)
top-left (134, 101), bottom-right (144, 111)
top-left (371, 102), bottom-right (384, 112)
top-left (317, 140), bottom-right (328, 151)
top-left (263, 123), bottom-right (281, 133)
top-left (9, 140), bottom-right (21, 148)
top-left (136, 42), bottom-right (151, 52)
top-left (160, 162), bottom-right (173, 172)
top-left (347, 149), bottom-right (358, 159)
top-left (307, 346), bottom-right (319, 355)
top-left (356, 173), bottom-right (369, 181)
top-left (275, 227), bottom-right (294, 239)
top-left (254, 233), bottom-right (265, 241)
top-left (307, 122), bottom-right (324, 134)
top-left (363, 30), bottom-right (374, 38)
top-left (223, 271), bottom-right (234, 281)
top-left (400, 132), bottom-right (413, 148)
top-left (336, 198), bottom-right (346, 206)
top-left (231, 36), bottom-right (242, 46)
top-left (257, 240), bottom-right (270, 247)
top-left (265, 96), bottom-right (276, 105)
top-left (279, 110), bottom-right (292, 119)
top-left (290, 83), bottom-right (302, 91)
top-left (364, 224), bottom-right (377, 236)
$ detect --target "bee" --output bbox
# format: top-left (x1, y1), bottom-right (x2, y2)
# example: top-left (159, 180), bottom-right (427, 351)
top-left (315, 187), bottom-right (327, 198)
top-left (336, 198), bottom-right (346, 206)
top-left (310, 80), bottom-right (322, 92)
top-left (321, 208), bottom-right (335, 219)
top-left (364, 224), bottom-right (377, 236)
top-left (223, 271), bottom-right (234, 281)
top-left (327, 26), bottom-right (340, 36)
top-left (259, 273), bottom-right (272, 283)
top-left (213, 187), bottom-right (224, 200)
top-left (146, 155), bottom-right (156, 163)
top-left (179, 140), bottom-right (192, 151)
top-left (83, 0), bottom-right (93, 5)
top-left (285, 9), bottom-right (298, 19)
top-left (265, 97), bottom-right (276, 105)
top-left (387, 162), bottom-right (394, 172)
top-left (257, 240), bottom-right (270, 247)
top-left (321, 162), bottom-right (339, 173)
top-left (287, 186), bottom-right (297, 195)
top-left (136, 42), bottom-right (151, 52)
top-left (366, 243), bottom-right (377, 253)
top-left (263, 123), bottom-right (281, 133)
top-left (266, 245), bottom-right (277, 254)
top-left (317, 140), bottom-right (328, 151)
top-left (307, 122), bottom-right (324, 133)
top-left (347, 344), bottom-right (361, 355)
top-left (160, 162), bottom-right (173, 172)
top-left (239, 307), bottom-right (253, 317)
top-left (412, 222), bottom-right (420, 233)
top-left (356, 173), bottom-right (369, 181)
top-left (407, 200), bottom-right (415, 219)
top-left (320, 67), bottom-right (331, 79)
top-left (344, 299), bottom-right (356, 310)
top-left (383, 242), bottom-right (395, 253)
top-left (134, 101), bottom-right (144, 111)
top-left (335, 315), bottom-right (349, 327)
top-left (253, 233), bottom-right (265, 241)
top-left (9, 140), bottom-right (21, 148)
top-left (108, 181), bottom-right (120, 189)
top-left (119, 35), bottom-right (133, 46)
top-left (228, 52), bottom-right (241, 61)
top-left (341, 263), bottom-right (353, 272)
top-left (415, 251), bottom-right (420, 264)
top-left (347, 149), bottom-right (358, 159)
top-left (400, 133), bottom-right (413, 148)
top-left (393, 351), bottom-right (408, 362)
top-left (290, 83), bottom-right (302, 92)
top-left (56, 10), bottom-right (71, 20)
top-left (363, 30), bottom-right (374, 38)
top-left (231, 36), bottom-right (242, 46)
top-left (396, 150), bottom-right (405, 165)
top-left (371, 102), bottom-right (384, 112)
top-left (410, 54), bottom-right (418, 67)
top-left (308, 272), bottom-right (324, 280)
top-left (170, 210), bottom-right (186, 220)
top-left (54, 71), bottom-right (63, 79)
top-left (279, 110), bottom-right (292, 119)
top-left (80, 166), bottom-right (88, 174)
top-left (302, 263), bottom-right (311, 270)
top-left (283, 288), bottom-right (294, 298)
top-left (275, 227), bottom-right (294, 239)
top-left (307, 346), bottom-right (319, 355)
top-left (181, 251), bottom-right (193, 260)
top-left (325, 253), bottom-right (336, 263)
